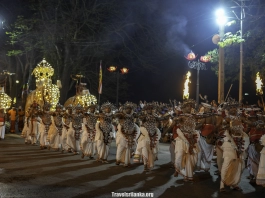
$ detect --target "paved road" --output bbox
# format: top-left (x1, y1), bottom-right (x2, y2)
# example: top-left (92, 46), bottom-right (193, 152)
top-left (0, 134), bottom-right (264, 198)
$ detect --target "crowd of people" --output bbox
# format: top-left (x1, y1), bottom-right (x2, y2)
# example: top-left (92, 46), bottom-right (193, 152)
top-left (1, 97), bottom-right (265, 193)
top-left (0, 106), bottom-right (25, 140)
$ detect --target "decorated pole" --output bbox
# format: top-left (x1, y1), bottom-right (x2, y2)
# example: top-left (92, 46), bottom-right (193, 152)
top-left (185, 51), bottom-right (209, 108)
top-left (98, 60), bottom-right (102, 111)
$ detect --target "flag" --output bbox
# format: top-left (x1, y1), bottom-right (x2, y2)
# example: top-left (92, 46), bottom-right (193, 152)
top-left (98, 60), bottom-right (102, 94)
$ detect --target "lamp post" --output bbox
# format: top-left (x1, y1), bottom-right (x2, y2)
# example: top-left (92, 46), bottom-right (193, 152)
top-left (15, 80), bottom-right (19, 106)
top-left (239, 2), bottom-right (243, 102)
top-left (185, 52), bottom-right (208, 107)
top-left (216, 8), bottom-right (227, 104)
top-left (107, 66), bottom-right (129, 107)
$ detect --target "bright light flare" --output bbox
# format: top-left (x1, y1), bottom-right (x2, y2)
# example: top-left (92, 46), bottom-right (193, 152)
top-left (256, 72), bottom-right (263, 95)
top-left (183, 71), bottom-right (191, 100)
top-left (215, 8), bottom-right (227, 26)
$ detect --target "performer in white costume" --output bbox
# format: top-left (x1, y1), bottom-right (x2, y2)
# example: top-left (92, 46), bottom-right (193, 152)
top-left (161, 106), bottom-right (182, 168)
top-left (174, 112), bottom-right (200, 182)
top-left (196, 103), bottom-right (216, 172)
top-left (81, 104), bottom-right (98, 159)
top-left (134, 103), bottom-right (161, 171)
top-left (27, 101), bottom-right (40, 145)
top-left (219, 119), bottom-right (249, 192)
top-left (48, 103), bottom-right (64, 151)
top-left (95, 102), bottom-right (116, 163)
top-left (67, 104), bottom-right (84, 154)
top-left (39, 103), bottom-right (52, 149)
top-left (63, 105), bottom-right (74, 153)
top-left (115, 102), bottom-right (140, 167)
top-left (21, 108), bottom-right (30, 143)
top-left (246, 113), bottom-right (264, 183)
top-left (256, 134), bottom-right (265, 187)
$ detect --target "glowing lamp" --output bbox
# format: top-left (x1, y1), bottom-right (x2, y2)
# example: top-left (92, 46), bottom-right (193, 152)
top-left (185, 51), bottom-right (197, 61)
top-left (200, 56), bottom-right (211, 63)
top-left (216, 8), bottom-right (227, 26)
top-left (120, 67), bottom-right (129, 74)
top-left (107, 66), bottom-right (117, 72)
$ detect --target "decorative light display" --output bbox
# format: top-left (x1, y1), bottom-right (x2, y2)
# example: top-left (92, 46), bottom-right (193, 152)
top-left (32, 58), bottom-right (54, 85)
top-left (64, 91), bottom-right (97, 107)
top-left (0, 92), bottom-right (12, 110)
top-left (200, 55), bottom-right (211, 63)
top-left (183, 71), bottom-right (191, 100)
top-left (256, 72), bottom-right (263, 95)
top-left (185, 51), bottom-right (197, 61)
top-left (120, 67), bottom-right (129, 74)
top-left (107, 66), bottom-right (117, 72)
top-left (26, 58), bottom-right (60, 111)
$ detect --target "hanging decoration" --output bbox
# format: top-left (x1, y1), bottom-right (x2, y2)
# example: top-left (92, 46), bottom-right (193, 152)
top-left (200, 55), bottom-right (211, 63)
top-left (120, 67), bottom-right (129, 74)
top-left (184, 51), bottom-right (197, 61)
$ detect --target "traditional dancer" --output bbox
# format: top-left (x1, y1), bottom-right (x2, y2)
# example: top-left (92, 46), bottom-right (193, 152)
top-left (67, 104), bottom-right (84, 154)
top-left (27, 101), bottom-right (40, 145)
top-left (245, 110), bottom-right (265, 183)
top-left (95, 102), bottom-right (116, 163)
top-left (134, 103), bottom-right (161, 171)
top-left (173, 99), bottom-right (200, 182)
top-left (81, 104), bottom-right (98, 159)
top-left (215, 101), bottom-right (240, 175)
top-left (161, 107), bottom-right (181, 168)
top-left (48, 103), bottom-right (64, 151)
top-left (256, 134), bottom-right (265, 186)
top-left (115, 102), bottom-right (140, 167)
top-left (63, 105), bottom-right (74, 153)
top-left (196, 103), bottom-right (216, 172)
top-left (39, 103), bottom-right (52, 149)
top-left (219, 118), bottom-right (249, 192)
top-left (21, 108), bottom-right (30, 143)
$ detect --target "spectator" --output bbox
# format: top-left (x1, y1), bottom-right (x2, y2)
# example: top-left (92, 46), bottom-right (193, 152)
top-left (0, 108), bottom-right (6, 140)
top-left (8, 106), bottom-right (17, 133)
top-left (18, 106), bottom-right (25, 133)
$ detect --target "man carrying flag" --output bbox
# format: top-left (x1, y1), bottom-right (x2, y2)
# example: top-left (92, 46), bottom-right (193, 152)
top-left (98, 60), bottom-right (102, 95)
top-left (98, 61), bottom-right (102, 109)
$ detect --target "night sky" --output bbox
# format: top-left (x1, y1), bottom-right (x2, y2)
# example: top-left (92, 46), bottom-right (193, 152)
top-left (126, 0), bottom-right (257, 105)
top-left (0, 0), bottom-right (259, 105)
top-left (127, 0), bottom-right (223, 103)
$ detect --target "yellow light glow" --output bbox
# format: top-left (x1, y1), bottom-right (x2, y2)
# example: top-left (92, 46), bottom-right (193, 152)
top-left (0, 92), bottom-right (12, 110)
top-left (183, 71), bottom-right (191, 100)
top-left (26, 58), bottom-right (60, 111)
top-left (120, 67), bottom-right (129, 74)
top-left (256, 72), bottom-right (263, 95)
top-left (64, 92), bottom-right (97, 108)
top-left (107, 66), bottom-right (117, 72)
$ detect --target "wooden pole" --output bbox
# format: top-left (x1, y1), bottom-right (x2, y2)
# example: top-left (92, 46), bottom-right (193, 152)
top-left (225, 84), bottom-right (233, 102)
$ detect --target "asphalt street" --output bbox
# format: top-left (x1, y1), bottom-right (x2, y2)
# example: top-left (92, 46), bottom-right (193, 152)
top-left (0, 134), bottom-right (264, 198)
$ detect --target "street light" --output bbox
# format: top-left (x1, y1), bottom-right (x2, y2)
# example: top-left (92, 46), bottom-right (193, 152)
top-left (216, 8), bottom-right (227, 104)
top-left (107, 66), bottom-right (129, 107)
top-left (185, 51), bottom-right (208, 107)
top-left (14, 80), bottom-right (19, 106)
